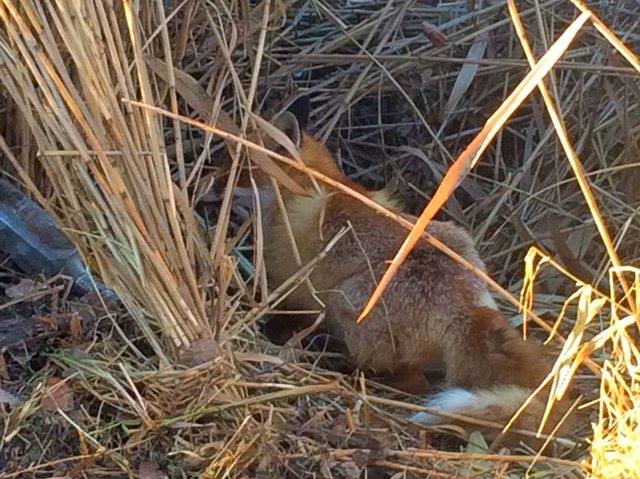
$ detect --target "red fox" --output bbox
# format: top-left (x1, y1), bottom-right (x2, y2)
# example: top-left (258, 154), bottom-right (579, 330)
top-left (251, 97), bottom-right (576, 441)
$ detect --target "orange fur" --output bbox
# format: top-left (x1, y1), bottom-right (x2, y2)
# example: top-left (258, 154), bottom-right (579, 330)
top-left (258, 130), bottom-right (575, 441)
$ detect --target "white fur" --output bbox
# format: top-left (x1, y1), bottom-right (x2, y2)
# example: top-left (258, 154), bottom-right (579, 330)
top-left (410, 388), bottom-right (479, 425)
top-left (256, 186), bottom-right (275, 210)
top-left (287, 194), bottom-right (325, 225)
top-left (234, 185), bottom-right (275, 213)
top-left (410, 386), bottom-right (531, 425)
top-left (371, 189), bottom-right (401, 210)
top-left (476, 289), bottom-right (499, 310)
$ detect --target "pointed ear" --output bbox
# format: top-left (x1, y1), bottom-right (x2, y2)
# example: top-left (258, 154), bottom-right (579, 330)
top-left (272, 110), bottom-right (302, 148)
top-left (285, 95), bottom-right (310, 131)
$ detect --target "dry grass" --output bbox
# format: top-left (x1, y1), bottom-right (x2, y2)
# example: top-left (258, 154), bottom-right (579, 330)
top-left (0, 0), bottom-right (638, 477)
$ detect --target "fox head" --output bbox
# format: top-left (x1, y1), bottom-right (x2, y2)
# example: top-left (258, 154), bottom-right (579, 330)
top-left (270, 96), bottom-right (346, 182)
top-left (234, 95), bottom-right (399, 217)
top-left (235, 94), bottom-right (349, 198)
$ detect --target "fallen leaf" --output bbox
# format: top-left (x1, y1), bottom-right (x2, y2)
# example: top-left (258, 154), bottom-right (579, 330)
top-left (41, 377), bottom-right (74, 412)
top-left (70, 312), bottom-right (83, 342)
top-left (443, 31), bottom-right (488, 118)
top-left (421, 21), bottom-right (447, 47)
top-left (353, 450), bottom-right (370, 468)
top-left (34, 314), bottom-right (63, 328)
top-left (137, 461), bottom-right (168, 479)
top-left (0, 354), bottom-right (8, 380)
top-left (233, 352), bottom-right (284, 365)
top-left (319, 457), bottom-right (332, 478)
top-left (338, 460), bottom-right (362, 478)
top-left (178, 337), bottom-right (221, 367)
top-left (465, 430), bottom-right (489, 452)
top-left (74, 303), bottom-right (96, 324)
top-left (4, 279), bottom-right (39, 299)
top-left (461, 431), bottom-right (493, 475)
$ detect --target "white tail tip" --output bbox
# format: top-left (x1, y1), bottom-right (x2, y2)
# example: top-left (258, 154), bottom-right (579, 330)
top-left (410, 386), bottom-right (532, 425)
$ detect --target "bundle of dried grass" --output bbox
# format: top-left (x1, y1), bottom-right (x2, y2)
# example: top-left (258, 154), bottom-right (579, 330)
top-left (0, 0), bottom-right (213, 360)
top-left (588, 268), bottom-right (640, 478)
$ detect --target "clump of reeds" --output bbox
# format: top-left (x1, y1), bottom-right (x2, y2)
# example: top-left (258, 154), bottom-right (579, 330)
top-left (0, 0), bottom-right (215, 361)
top-left (587, 268), bottom-right (640, 478)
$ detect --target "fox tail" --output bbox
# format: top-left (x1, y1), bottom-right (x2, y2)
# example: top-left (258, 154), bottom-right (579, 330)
top-left (410, 385), bottom-right (539, 427)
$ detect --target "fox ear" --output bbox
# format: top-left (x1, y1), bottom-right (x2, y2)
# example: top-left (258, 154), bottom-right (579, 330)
top-left (272, 111), bottom-right (302, 148)
top-left (286, 95), bottom-right (310, 130)
top-left (271, 95), bottom-right (310, 148)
